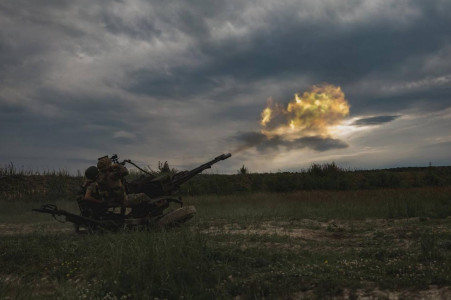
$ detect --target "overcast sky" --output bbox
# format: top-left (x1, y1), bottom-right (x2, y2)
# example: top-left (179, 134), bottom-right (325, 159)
top-left (1, 0), bottom-right (450, 174)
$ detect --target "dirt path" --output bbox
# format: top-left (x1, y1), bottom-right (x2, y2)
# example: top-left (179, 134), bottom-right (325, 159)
top-left (293, 286), bottom-right (451, 300)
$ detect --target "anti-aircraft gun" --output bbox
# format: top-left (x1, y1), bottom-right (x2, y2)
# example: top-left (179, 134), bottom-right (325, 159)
top-left (123, 153), bottom-right (232, 219)
top-left (32, 153), bottom-right (232, 233)
top-left (127, 153), bottom-right (232, 197)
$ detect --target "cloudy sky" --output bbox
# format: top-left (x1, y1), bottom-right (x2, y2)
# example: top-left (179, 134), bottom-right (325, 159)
top-left (1, 0), bottom-right (450, 174)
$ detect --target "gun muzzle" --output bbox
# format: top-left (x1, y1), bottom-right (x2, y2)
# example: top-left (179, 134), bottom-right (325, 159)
top-left (215, 153), bottom-right (232, 160)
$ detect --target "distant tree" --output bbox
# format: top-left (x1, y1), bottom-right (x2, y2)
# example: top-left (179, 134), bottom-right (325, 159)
top-left (238, 165), bottom-right (248, 175)
top-left (158, 161), bottom-right (171, 173)
top-left (133, 161), bottom-right (177, 178)
top-left (308, 162), bottom-right (341, 177)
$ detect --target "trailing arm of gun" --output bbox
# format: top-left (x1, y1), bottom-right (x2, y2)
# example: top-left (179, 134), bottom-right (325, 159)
top-left (32, 204), bottom-right (104, 225)
top-left (32, 204), bottom-right (66, 216)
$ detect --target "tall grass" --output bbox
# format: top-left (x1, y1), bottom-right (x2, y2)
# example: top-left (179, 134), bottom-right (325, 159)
top-left (182, 165), bottom-right (451, 195)
top-left (1, 184), bottom-right (451, 298)
top-left (2, 187), bottom-right (451, 224)
top-left (0, 164), bottom-right (82, 202)
top-left (0, 162), bottom-right (72, 177)
top-left (2, 163), bottom-right (451, 201)
top-left (1, 220), bottom-right (450, 299)
top-left (2, 162), bottom-right (451, 299)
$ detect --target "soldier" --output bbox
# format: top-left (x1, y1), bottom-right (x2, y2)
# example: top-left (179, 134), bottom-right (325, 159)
top-left (96, 156), bottom-right (129, 208)
top-left (80, 166), bottom-right (108, 219)
top-left (83, 166), bottom-right (104, 204)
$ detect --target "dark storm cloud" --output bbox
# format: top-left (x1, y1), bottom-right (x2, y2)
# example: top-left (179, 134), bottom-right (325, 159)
top-left (4, 1), bottom-right (451, 105)
top-left (297, 136), bottom-right (348, 152)
top-left (234, 131), bottom-right (348, 153)
top-left (124, 1), bottom-right (451, 109)
top-left (0, 95), bottom-right (137, 151)
top-left (1, 0), bottom-right (451, 171)
top-left (353, 115), bottom-right (401, 126)
top-left (347, 81), bottom-right (451, 115)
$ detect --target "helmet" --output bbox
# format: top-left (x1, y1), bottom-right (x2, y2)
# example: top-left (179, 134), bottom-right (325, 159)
top-left (85, 166), bottom-right (99, 180)
top-left (97, 156), bottom-right (112, 171)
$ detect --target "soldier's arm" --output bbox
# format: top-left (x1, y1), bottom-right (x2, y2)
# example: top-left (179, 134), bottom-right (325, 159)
top-left (84, 186), bottom-right (104, 204)
top-left (111, 164), bottom-right (129, 177)
top-left (121, 165), bottom-right (129, 176)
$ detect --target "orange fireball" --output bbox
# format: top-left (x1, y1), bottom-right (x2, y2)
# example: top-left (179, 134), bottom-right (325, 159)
top-left (260, 83), bottom-right (350, 139)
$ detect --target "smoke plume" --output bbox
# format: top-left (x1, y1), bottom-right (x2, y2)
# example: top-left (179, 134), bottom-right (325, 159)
top-left (235, 83), bottom-right (350, 153)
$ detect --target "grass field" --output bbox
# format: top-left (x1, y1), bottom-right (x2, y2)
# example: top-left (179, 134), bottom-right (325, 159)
top-left (1, 187), bottom-right (451, 299)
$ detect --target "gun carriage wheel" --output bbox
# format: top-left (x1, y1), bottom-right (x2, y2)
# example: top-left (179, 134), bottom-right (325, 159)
top-left (156, 206), bottom-right (197, 227)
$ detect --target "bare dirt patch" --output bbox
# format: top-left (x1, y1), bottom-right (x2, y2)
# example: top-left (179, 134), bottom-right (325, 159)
top-left (201, 217), bottom-right (451, 253)
top-left (292, 286), bottom-right (451, 300)
top-left (203, 217), bottom-right (451, 237)
top-left (202, 219), bottom-right (374, 240)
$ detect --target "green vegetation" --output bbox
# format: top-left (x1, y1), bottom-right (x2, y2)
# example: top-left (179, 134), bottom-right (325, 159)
top-left (2, 221), bottom-right (450, 299)
top-left (1, 163), bottom-right (451, 298)
top-left (2, 163), bottom-right (451, 201)
top-left (190, 188), bottom-right (451, 221)
top-left (183, 164), bottom-right (451, 195)
top-left (0, 163), bottom-right (81, 203)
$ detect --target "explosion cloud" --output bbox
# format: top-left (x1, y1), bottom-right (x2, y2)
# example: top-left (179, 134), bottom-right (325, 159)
top-left (236, 83), bottom-right (351, 153)
top-left (261, 83), bottom-right (350, 139)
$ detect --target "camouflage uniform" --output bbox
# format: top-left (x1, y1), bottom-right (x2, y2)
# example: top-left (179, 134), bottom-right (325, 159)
top-left (97, 156), bottom-right (129, 207)
top-left (84, 181), bottom-right (103, 202)
top-left (95, 156), bottom-right (150, 209)
top-left (80, 166), bottom-right (107, 218)
top-left (82, 166), bottom-right (105, 204)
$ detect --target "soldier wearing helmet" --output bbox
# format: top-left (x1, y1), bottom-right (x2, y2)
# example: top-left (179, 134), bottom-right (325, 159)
top-left (96, 155), bottom-right (129, 208)
top-left (82, 166), bottom-right (105, 205)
